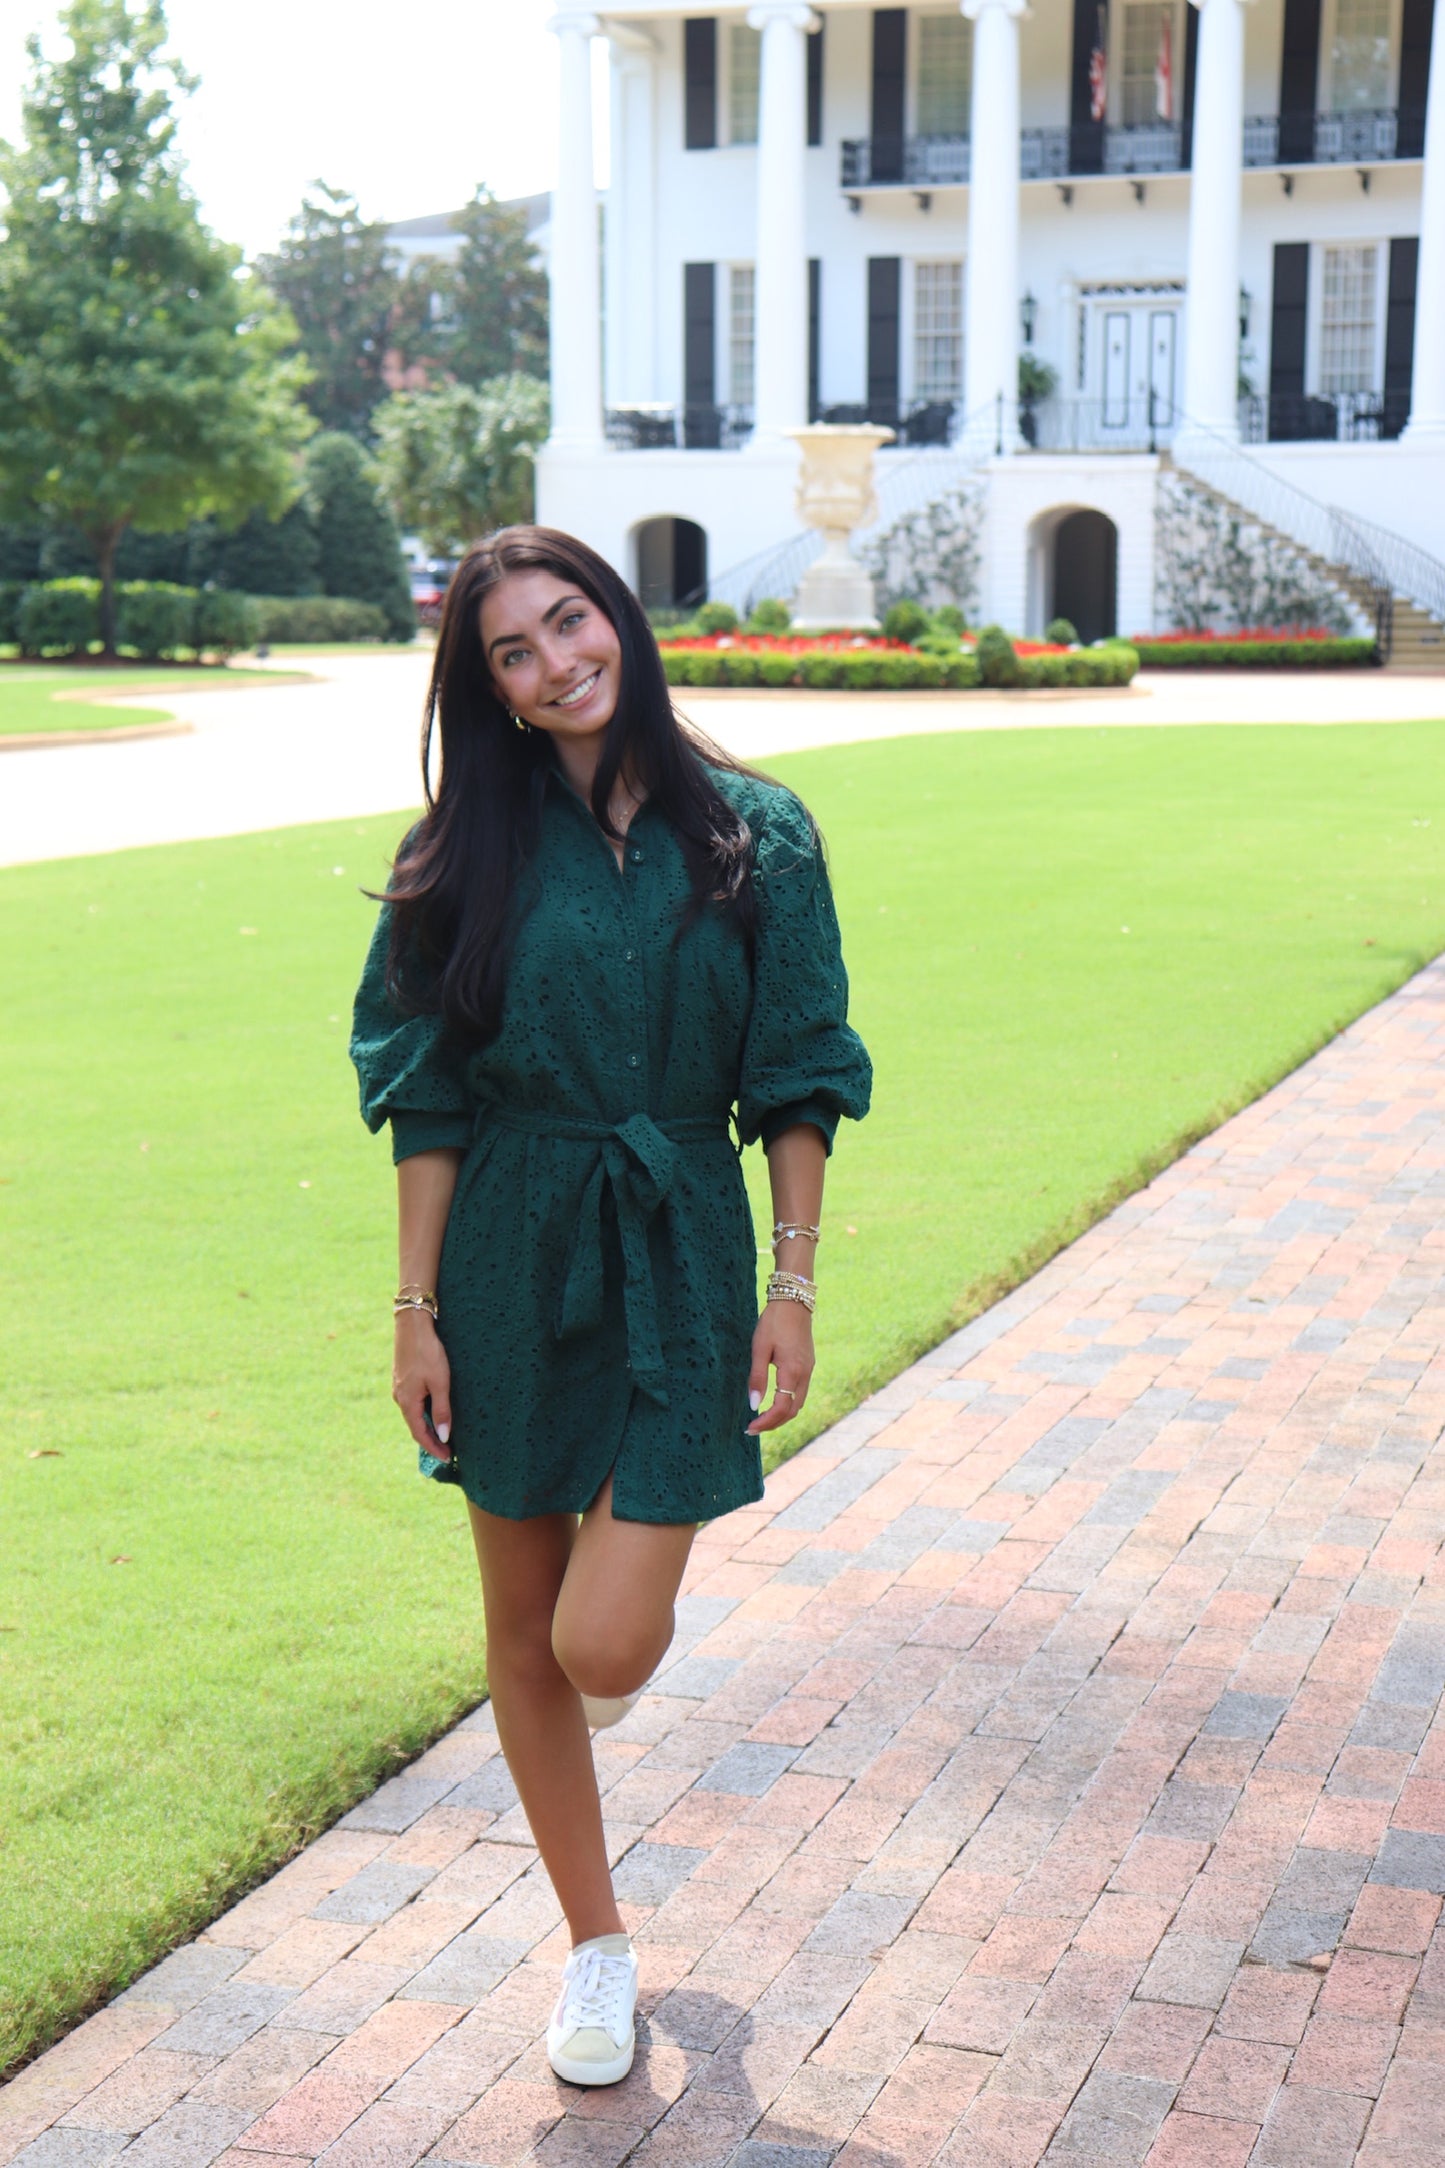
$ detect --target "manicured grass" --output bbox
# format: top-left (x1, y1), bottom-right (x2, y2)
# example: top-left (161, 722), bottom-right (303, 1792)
top-left (0, 663), bottom-right (307, 737)
top-left (4, 719), bottom-right (1445, 2074)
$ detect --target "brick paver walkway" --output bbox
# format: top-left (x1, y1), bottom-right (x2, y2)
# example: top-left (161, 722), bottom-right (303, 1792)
top-left (8, 965), bottom-right (1445, 2168)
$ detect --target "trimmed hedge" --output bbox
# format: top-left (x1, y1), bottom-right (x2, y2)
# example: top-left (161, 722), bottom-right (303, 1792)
top-left (1131, 635), bottom-right (1376, 668)
top-left (250, 595), bottom-right (389, 644)
top-left (660, 642), bottom-right (1138, 692)
top-left (17, 578), bottom-right (101, 656)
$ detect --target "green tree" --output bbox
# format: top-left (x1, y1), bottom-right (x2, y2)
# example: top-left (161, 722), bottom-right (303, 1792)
top-left (407, 188), bottom-right (547, 387)
top-left (0, 0), bottom-right (312, 653)
top-left (304, 432), bottom-right (413, 640)
top-left (372, 375), bottom-right (549, 557)
top-left (197, 501), bottom-right (322, 598)
top-left (259, 185), bottom-right (401, 437)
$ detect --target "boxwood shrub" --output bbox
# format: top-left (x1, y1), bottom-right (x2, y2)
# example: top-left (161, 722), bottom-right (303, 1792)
top-left (116, 582), bottom-right (197, 660)
top-left (194, 589), bottom-right (261, 656)
top-left (0, 581), bottom-right (25, 646)
top-left (251, 595), bottom-right (388, 643)
top-left (17, 578), bottom-right (102, 656)
top-left (1131, 634), bottom-right (1376, 668)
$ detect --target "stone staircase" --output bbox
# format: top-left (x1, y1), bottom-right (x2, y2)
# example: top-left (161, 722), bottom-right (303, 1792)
top-left (1162, 447), bottom-right (1445, 670)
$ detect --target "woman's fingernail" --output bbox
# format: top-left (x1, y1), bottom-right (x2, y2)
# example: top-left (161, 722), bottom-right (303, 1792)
top-left (435, 1421), bottom-right (450, 1444)
top-left (748, 1389), bottom-right (762, 1412)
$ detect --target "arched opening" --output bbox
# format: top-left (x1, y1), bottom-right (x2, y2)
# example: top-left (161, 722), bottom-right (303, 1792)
top-left (1051, 510), bottom-right (1118, 644)
top-left (633, 517), bottom-right (708, 612)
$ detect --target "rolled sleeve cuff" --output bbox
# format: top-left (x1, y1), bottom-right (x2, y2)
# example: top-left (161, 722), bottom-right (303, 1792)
top-left (758, 1099), bottom-right (839, 1155)
top-left (389, 1110), bottom-right (474, 1164)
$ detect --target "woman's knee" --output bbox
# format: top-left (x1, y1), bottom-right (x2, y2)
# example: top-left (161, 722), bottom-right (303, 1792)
top-left (552, 1610), bottom-right (672, 1700)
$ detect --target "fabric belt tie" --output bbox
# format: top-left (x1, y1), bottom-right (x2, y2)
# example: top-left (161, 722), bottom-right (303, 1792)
top-left (478, 1105), bottom-right (730, 1406)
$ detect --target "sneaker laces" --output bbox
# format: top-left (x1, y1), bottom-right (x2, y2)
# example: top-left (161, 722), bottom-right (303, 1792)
top-left (557, 1946), bottom-right (634, 2041)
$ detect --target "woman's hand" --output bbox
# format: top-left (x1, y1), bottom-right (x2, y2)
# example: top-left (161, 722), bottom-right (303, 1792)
top-left (393, 1309), bottom-right (453, 1459)
top-left (747, 1301), bottom-right (814, 1435)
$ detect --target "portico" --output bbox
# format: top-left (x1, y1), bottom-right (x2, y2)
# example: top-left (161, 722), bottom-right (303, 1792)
top-left (536, 0), bottom-right (1444, 631)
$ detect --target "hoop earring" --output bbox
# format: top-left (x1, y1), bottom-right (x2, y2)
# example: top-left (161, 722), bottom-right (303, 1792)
top-left (511, 711), bottom-right (531, 733)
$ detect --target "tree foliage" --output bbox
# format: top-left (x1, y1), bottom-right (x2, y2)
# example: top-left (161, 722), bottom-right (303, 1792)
top-left (372, 375), bottom-right (549, 557)
top-left (257, 184), bottom-right (401, 438)
top-left (401, 188), bottom-right (548, 388)
top-left (305, 432), bottom-right (414, 639)
top-left (0, 0), bottom-right (313, 651)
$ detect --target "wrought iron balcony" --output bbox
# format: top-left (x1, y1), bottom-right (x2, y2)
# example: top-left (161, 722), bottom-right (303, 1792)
top-left (1238, 388), bottom-right (1411, 444)
top-left (812, 398), bottom-right (959, 445)
top-left (604, 403), bottom-right (754, 451)
top-left (840, 103), bottom-right (1415, 191)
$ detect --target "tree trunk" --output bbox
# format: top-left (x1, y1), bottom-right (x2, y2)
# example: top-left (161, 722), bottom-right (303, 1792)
top-left (95, 526), bottom-right (124, 659)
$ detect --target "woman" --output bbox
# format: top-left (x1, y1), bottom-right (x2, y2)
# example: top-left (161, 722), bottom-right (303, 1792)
top-left (350, 526), bottom-right (870, 2088)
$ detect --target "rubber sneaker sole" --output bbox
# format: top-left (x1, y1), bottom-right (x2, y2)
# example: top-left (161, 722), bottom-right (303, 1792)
top-left (546, 2025), bottom-right (636, 2086)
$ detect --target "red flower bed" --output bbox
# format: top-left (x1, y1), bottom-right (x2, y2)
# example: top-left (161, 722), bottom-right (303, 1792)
top-left (656, 631), bottom-right (908, 654)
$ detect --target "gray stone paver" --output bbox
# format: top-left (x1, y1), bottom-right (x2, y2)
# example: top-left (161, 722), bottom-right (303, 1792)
top-left (9, 965), bottom-right (1445, 2165)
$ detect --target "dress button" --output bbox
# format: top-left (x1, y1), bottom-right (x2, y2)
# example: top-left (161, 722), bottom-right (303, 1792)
top-left (627, 1053), bottom-right (640, 1069)
top-left (630, 846), bottom-right (643, 863)
top-left (624, 948), bottom-right (635, 961)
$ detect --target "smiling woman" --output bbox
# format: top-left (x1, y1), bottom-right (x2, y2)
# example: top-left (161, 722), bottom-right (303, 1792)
top-left (348, 524), bottom-right (871, 2087)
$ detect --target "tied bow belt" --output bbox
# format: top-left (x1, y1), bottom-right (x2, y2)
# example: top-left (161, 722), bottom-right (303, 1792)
top-left (475, 1104), bottom-right (732, 1404)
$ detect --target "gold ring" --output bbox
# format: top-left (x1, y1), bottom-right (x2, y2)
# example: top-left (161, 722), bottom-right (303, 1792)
top-left (776, 1386), bottom-right (797, 1400)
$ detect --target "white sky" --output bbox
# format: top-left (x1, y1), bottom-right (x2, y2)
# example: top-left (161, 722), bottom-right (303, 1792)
top-left (0, 0), bottom-right (608, 258)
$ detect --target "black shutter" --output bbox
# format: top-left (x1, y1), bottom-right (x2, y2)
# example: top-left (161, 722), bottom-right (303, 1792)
top-left (1384, 237), bottom-right (1419, 439)
top-left (871, 10), bottom-right (906, 183)
top-left (1399, 0), bottom-right (1435, 159)
top-left (1069, 0), bottom-right (1105, 175)
top-left (807, 22), bottom-right (825, 147)
top-left (684, 261), bottom-right (716, 447)
top-left (808, 259), bottom-right (821, 420)
top-left (684, 18), bottom-right (717, 151)
top-left (867, 257), bottom-right (901, 426)
top-left (1181, 5), bottom-right (1200, 166)
top-left (1268, 242), bottom-right (1309, 438)
top-left (1278, 0), bottom-right (1321, 164)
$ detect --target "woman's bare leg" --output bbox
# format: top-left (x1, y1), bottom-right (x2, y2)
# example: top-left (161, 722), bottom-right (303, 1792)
top-left (467, 1503), bottom-right (624, 1944)
top-left (553, 1474), bottom-right (697, 1701)
top-left (468, 1481), bottom-right (696, 1944)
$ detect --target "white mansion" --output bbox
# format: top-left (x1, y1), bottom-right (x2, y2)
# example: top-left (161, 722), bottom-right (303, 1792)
top-left (533, 0), bottom-right (1444, 649)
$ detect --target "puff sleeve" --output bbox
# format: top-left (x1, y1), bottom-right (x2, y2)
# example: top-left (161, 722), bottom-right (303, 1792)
top-left (349, 901), bottom-right (474, 1164)
top-left (736, 788), bottom-right (873, 1155)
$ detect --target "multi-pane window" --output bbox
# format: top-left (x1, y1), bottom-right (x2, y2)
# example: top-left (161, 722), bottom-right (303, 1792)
top-left (916, 13), bottom-right (972, 136)
top-left (728, 264), bottom-right (756, 407)
top-left (1119, 2), bottom-right (1174, 126)
top-left (1318, 244), bottom-right (1378, 391)
top-left (728, 23), bottom-right (761, 144)
top-left (1329, 0), bottom-right (1391, 109)
top-left (914, 261), bottom-right (963, 401)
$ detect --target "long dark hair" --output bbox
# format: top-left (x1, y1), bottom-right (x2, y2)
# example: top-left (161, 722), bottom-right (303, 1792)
top-left (382, 525), bottom-right (757, 1044)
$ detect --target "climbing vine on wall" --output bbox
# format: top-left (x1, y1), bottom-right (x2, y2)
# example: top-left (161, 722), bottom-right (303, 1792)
top-left (863, 486), bottom-right (983, 620)
top-left (1154, 473), bottom-right (1356, 634)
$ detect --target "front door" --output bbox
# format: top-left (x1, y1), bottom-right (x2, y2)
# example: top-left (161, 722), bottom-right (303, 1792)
top-left (1090, 296), bottom-right (1181, 443)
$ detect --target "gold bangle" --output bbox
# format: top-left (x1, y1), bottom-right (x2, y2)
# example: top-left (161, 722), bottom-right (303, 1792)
top-left (772, 1222), bottom-right (821, 1252)
top-left (393, 1294), bottom-right (438, 1321)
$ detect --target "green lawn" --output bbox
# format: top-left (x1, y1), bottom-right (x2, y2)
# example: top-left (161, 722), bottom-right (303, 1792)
top-left (4, 719), bottom-right (1445, 2074)
top-left (0, 663), bottom-right (308, 737)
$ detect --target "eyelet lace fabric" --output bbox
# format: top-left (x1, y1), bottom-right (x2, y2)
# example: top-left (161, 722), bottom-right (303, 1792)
top-left (350, 765), bottom-right (872, 1526)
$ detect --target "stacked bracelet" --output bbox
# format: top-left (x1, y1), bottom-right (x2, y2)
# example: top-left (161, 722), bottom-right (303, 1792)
top-left (394, 1284), bottom-right (439, 1321)
top-left (766, 1270), bottom-right (817, 1313)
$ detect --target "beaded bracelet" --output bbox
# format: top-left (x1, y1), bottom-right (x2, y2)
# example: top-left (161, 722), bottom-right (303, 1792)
top-left (766, 1270), bottom-right (817, 1313)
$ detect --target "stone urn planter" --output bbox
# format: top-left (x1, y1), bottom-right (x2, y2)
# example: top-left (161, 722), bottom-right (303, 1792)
top-left (784, 423), bottom-right (896, 630)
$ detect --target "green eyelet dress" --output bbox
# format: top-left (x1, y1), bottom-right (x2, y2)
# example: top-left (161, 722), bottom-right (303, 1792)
top-left (350, 765), bottom-right (872, 1525)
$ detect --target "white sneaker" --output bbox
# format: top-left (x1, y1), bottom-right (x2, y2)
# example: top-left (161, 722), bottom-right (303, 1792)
top-left (546, 1935), bottom-right (638, 2086)
top-left (581, 1691), bottom-right (641, 1731)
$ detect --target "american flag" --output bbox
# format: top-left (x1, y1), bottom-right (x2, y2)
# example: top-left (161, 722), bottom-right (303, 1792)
top-left (1089, 6), bottom-right (1108, 123)
top-left (1155, 10), bottom-right (1174, 120)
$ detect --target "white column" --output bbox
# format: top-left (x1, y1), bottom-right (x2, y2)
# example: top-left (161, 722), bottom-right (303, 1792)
top-left (546, 10), bottom-right (602, 451)
top-left (748, 1), bottom-right (816, 443)
top-left (962, 0), bottom-right (1025, 450)
top-left (605, 30), bottom-right (658, 408)
top-left (1179, 0), bottom-right (1249, 441)
top-left (1403, 7), bottom-right (1445, 440)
